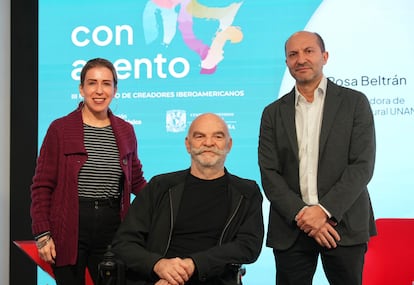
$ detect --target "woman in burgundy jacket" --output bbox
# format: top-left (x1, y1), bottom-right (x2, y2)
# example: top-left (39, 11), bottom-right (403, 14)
top-left (30, 58), bottom-right (147, 285)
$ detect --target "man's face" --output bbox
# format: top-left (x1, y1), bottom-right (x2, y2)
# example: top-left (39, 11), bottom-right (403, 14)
top-left (185, 114), bottom-right (232, 170)
top-left (285, 32), bottom-right (328, 85)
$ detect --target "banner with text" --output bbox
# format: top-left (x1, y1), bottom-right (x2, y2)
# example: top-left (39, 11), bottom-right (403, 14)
top-left (38, 0), bottom-right (413, 284)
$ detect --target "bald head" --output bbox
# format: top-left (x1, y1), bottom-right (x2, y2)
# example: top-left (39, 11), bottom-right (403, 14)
top-left (285, 31), bottom-right (326, 56)
top-left (187, 113), bottom-right (230, 138)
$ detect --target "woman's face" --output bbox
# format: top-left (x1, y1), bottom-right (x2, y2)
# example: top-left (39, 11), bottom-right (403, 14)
top-left (79, 66), bottom-right (117, 116)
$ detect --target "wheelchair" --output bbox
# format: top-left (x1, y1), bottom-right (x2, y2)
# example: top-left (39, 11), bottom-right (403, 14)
top-left (96, 248), bottom-right (246, 285)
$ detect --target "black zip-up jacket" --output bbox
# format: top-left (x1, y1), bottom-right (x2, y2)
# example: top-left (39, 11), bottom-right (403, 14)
top-left (112, 169), bottom-right (264, 285)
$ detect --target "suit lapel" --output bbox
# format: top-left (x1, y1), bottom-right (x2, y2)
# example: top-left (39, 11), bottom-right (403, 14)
top-left (280, 89), bottom-right (299, 160)
top-left (319, 81), bottom-right (343, 157)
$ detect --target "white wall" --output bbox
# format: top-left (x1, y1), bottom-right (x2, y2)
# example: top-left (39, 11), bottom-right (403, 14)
top-left (1, 0), bottom-right (11, 284)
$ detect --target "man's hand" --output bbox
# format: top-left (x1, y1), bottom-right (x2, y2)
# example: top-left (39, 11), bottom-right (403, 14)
top-left (182, 258), bottom-right (195, 276)
top-left (295, 205), bottom-right (327, 233)
top-left (309, 220), bottom-right (341, 248)
top-left (295, 206), bottom-right (340, 248)
top-left (153, 258), bottom-right (194, 285)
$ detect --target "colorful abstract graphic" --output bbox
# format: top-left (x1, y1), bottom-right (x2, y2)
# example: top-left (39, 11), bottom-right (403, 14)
top-left (143, 0), bottom-right (243, 74)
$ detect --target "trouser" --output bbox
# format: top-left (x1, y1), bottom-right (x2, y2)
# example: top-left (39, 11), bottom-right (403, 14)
top-left (53, 197), bottom-right (121, 285)
top-left (273, 232), bottom-right (367, 285)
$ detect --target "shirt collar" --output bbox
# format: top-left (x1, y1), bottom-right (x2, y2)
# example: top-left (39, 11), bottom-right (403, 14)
top-left (295, 76), bottom-right (327, 105)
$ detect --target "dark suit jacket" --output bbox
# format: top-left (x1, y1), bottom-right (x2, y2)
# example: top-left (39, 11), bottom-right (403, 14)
top-left (258, 79), bottom-right (376, 250)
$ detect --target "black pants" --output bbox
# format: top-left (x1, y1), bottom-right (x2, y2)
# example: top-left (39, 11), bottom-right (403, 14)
top-left (53, 198), bottom-right (121, 285)
top-left (273, 232), bottom-right (367, 285)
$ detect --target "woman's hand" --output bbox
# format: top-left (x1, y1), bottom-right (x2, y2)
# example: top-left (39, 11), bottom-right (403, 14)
top-left (37, 235), bottom-right (56, 264)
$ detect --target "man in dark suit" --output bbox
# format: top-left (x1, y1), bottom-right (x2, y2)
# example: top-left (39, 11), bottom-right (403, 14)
top-left (258, 31), bottom-right (376, 285)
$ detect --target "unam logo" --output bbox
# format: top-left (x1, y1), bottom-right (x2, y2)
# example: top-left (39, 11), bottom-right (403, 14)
top-left (143, 0), bottom-right (243, 74)
top-left (166, 110), bottom-right (187, 133)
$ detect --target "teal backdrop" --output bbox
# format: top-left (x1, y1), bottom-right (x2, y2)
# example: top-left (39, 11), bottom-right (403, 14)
top-left (38, 0), bottom-right (414, 284)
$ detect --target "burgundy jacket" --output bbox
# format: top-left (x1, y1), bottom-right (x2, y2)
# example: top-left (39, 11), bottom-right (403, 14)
top-left (30, 103), bottom-right (147, 266)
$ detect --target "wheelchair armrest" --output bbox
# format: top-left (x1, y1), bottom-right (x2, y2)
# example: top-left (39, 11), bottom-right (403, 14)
top-left (228, 263), bottom-right (246, 285)
top-left (228, 263), bottom-right (246, 275)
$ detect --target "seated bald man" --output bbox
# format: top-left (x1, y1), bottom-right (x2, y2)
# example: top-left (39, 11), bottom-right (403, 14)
top-left (111, 113), bottom-right (264, 285)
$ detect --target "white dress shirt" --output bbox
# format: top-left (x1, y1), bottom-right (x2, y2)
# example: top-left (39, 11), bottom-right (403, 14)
top-left (295, 77), bottom-right (327, 206)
